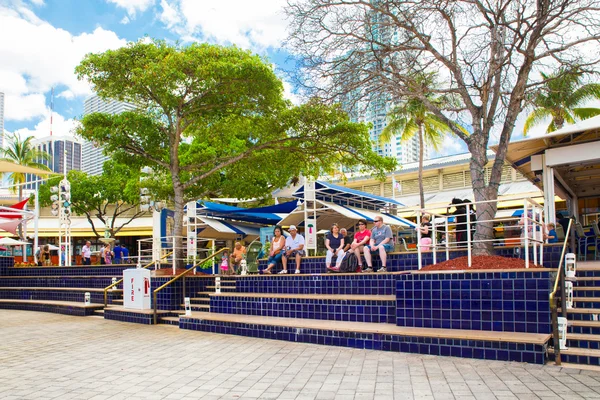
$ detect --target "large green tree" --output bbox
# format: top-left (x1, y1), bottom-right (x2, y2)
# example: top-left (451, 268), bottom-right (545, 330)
top-left (75, 40), bottom-right (395, 260)
top-left (39, 160), bottom-right (145, 237)
top-left (524, 67), bottom-right (600, 134)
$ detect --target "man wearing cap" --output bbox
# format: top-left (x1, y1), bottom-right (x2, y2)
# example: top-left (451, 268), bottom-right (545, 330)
top-left (281, 225), bottom-right (305, 274)
top-left (365, 216), bottom-right (393, 273)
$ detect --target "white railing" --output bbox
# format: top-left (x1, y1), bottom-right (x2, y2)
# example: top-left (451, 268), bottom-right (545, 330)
top-left (416, 197), bottom-right (545, 269)
top-left (136, 235), bottom-right (215, 274)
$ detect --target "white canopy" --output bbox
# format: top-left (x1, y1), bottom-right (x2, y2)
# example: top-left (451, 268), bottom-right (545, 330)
top-left (0, 237), bottom-right (30, 246)
top-left (278, 200), bottom-right (416, 231)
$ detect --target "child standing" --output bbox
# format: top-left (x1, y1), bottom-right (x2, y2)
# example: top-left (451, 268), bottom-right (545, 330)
top-left (545, 223), bottom-right (558, 243)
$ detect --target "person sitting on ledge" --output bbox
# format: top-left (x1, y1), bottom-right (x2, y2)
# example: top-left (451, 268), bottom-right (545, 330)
top-left (351, 219), bottom-right (371, 272)
top-left (325, 223), bottom-right (345, 272)
top-left (281, 225), bottom-right (305, 274)
top-left (230, 242), bottom-right (247, 273)
top-left (418, 214), bottom-right (432, 251)
top-left (364, 216), bottom-right (393, 273)
top-left (263, 226), bottom-right (286, 274)
top-left (341, 228), bottom-right (353, 253)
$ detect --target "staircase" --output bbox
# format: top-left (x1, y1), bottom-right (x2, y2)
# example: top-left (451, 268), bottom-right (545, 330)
top-left (555, 261), bottom-right (600, 367)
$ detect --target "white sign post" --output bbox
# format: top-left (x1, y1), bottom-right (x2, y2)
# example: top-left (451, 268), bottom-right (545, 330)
top-left (305, 218), bottom-right (317, 250)
top-left (123, 269), bottom-right (151, 310)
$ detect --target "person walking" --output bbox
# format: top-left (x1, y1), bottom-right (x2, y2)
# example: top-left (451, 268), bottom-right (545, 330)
top-left (81, 241), bottom-right (92, 265)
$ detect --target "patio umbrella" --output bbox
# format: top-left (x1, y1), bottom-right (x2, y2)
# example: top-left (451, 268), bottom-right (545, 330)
top-left (0, 237), bottom-right (30, 246)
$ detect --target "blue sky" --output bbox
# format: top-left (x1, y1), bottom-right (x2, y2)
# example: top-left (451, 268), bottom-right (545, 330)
top-left (0, 0), bottom-right (296, 139)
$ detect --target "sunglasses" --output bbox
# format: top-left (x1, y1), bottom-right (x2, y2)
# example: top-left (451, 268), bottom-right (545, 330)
top-left (375, 219), bottom-right (382, 222)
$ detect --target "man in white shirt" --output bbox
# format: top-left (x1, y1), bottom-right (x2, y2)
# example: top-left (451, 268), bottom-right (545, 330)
top-left (81, 241), bottom-right (92, 265)
top-left (281, 225), bottom-right (305, 274)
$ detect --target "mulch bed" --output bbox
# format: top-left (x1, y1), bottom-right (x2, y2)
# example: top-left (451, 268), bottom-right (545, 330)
top-left (421, 255), bottom-right (543, 271)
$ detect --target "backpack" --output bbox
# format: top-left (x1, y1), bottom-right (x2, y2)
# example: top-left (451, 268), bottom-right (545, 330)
top-left (339, 253), bottom-right (359, 273)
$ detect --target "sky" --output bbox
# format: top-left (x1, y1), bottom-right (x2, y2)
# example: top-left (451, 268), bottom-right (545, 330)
top-left (0, 0), bottom-right (296, 141)
top-left (0, 0), bottom-right (566, 157)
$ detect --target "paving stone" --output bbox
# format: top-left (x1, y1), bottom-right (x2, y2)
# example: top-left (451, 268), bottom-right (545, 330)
top-left (3, 311), bottom-right (600, 400)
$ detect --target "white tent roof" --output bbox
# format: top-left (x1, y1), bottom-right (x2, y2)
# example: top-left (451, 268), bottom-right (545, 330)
top-left (195, 216), bottom-right (260, 240)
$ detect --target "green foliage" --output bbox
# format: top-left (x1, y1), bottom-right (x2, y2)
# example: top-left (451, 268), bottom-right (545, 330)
top-left (38, 160), bottom-right (144, 237)
top-left (75, 39), bottom-right (396, 239)
top-left (524, 67), bottom-right (600, 134)
top-left (0, 133), bottom-right (51, 200)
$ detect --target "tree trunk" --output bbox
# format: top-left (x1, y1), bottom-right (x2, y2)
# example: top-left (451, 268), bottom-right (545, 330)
top-left (172, 178), bottom-right (185, 268)
top-left (418, 124), bottom-right (425, 209)
top-left (468, 134), bottom-right (498, 256)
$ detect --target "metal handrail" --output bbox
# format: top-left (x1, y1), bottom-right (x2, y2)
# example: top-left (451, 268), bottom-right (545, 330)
top-left (103, 251), bottom-right (173, 306)
top-left (549, 218), bottom-right (574, 366)
top-left (152, 247), bottom-right (229, 324)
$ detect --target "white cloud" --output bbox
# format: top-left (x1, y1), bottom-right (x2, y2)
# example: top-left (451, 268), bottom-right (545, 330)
top-left (158, 0), bottom-right (180, 29)
top-left (4, 93), bottom-right (47, 121)
top-left (29, 0), bottom-right (44, 5)
top-left (120, 15), bottom-right (130, 24)
top-left (13, 112), bottom-right (79, 140)
top-left (433, 136), bottom-right (466, 157)
top-left (0, 4), bottom-right (126, 121)
top-left (159, 0), bottom-right (287, 50)
top-left (106, 0), bottom-right (154, 18)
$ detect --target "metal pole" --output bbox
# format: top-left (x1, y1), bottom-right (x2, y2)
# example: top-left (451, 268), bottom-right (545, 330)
top-left (531, 204), bottom-right (541, 265)
top-left (34, 193), bottom-right (39, 264)
top-left (417, 211), bottom-right (422, 270)
top-left (466, 203), bottom-right (472, 268)
top-left (432, 217), bottom-right (437, 265)
top-left (524, 199), bottom-right (529, 268)
top-left (212, 240), bottom-right (216, 275)
top-left (445, 216), bottom-right (450, 261)
top-left (540, 207), bottom-right (544, 266)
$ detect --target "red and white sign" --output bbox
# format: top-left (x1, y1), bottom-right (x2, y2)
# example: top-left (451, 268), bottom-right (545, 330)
top-left (123, 269), bottom-right (151, 310)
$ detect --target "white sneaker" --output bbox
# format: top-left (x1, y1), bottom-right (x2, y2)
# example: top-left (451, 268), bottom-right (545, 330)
top-left (294, 269), bottom-right (301, 274)
top-left (278, 270), bottom-right (288, 274)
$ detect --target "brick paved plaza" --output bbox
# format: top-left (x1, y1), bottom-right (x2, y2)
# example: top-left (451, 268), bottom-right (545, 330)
top-left (1, 311), bottom-right (600, 400)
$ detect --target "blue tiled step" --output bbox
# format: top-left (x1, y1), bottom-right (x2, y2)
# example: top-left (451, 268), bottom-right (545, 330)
top-left (7, 265), bottom-right (134, 276)
top-left (566, 333), bottom-right (600, 350)
top-left (209, 293), bottom-right (396, 323)
top-left (550, 347), bottom-right (600, 366)
top-left (573, 287), bottom-right (600, 298)
top-left (571, 298), bottom-right (600, 308)
top-left (0, 276), bottom-right (119, 289)
top-left (233, 273), bottom-right (402, 295)
top-left (0, 299), bottom-right (104, 316)
top-left (570, 320), bottom-right (600, 335)
top-left (103, 305), bottom-right (176, 325)
top-left (179, 312), bottom-right (550, 364)
top-left (563, 308), bottom-right (600, 321)
top-left (0, 287), bottom-right (122, 305)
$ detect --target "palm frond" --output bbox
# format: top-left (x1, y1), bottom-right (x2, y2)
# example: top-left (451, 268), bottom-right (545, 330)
top-left (567, 83), bottom-right (600, 107)
top-left (523, 107), bottom-right (552, 135)
top-left (573, 107), bottom-right (600, 120)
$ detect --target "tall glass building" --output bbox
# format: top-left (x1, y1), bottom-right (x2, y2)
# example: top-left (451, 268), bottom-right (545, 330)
top-left (81, 95), bottom-right (135, 176)
top-left (25, 136), bottom-right (82, 189)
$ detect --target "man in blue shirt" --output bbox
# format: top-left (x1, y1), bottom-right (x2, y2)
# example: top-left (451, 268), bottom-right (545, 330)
top-left (113, 241), bottom-right (124, 264)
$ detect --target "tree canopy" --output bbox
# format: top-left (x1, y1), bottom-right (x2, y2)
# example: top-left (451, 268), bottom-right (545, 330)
top-left (39, 160), bottom-right (144, 238)
top-left (285, 0), bottom-right (600, 254)
top-left (75, 39), bottom-right (396, 255)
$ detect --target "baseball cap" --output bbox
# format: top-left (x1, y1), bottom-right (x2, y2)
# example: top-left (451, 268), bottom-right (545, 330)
top-left (289, 225), bottom-right (297, 231)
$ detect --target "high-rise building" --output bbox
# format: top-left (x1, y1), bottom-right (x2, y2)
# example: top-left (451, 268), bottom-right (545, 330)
top-left (25, 136), bottom-right (82, 189)
top-left (81, 95), bottom-right (135, 176)
top-left (0, 92), bottom-right (5, 148)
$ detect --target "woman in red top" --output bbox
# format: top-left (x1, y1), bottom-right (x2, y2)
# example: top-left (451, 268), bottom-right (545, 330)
top-left (351, 219), bottom-right (372, 272)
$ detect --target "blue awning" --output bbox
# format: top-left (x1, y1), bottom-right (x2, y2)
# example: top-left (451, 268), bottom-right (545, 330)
top-left (191, 200), bottom-right (296, 225)
top-left (293, 181), bottom-right (404, 211)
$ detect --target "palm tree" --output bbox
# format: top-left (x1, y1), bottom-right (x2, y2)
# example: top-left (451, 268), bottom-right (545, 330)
top-left (524, 67), bottom-right (600, 134)
top-left (1, 133), bottom-right (52, 202)
top-left (380, 96), bottom-right (455, 209)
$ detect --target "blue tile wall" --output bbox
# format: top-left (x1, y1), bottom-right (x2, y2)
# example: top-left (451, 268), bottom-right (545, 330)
top-left (0, 257), bottom-right (13, 275)
top-left (6, 265), bottom-right (134, 276)
top-left (0, 301), bottom-right (98, 316)
top-left (235, 274), bottom-right (397, 295)
top-left (396, 270), bottom-right (552, 334)
top-left (151, 276), bottom-right (213, 310)
top-left (0, 276), bottom-right (117, 289)
top-left (179, 317), bottom-right (546, 364)
top-left (257, 246), bottom-right (561, 274)
top-left (104, 308), bottom-right (155, 324)
top-left (0, 289), bottom-right (120, 304)
top-left (210, 296), bottom-right (396, 323)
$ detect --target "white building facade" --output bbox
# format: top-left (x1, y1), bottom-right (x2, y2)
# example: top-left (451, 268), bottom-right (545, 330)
top-left (82, 95), bottom-right (135, 176)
